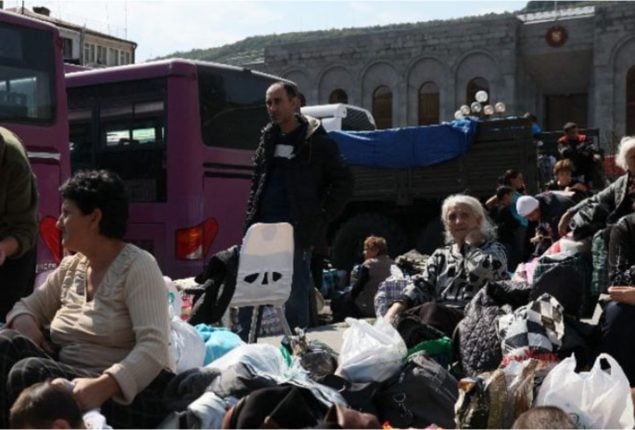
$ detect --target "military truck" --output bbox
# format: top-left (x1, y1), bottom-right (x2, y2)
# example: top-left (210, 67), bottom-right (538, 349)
top-left (327, 117), bottom-right (536, 270)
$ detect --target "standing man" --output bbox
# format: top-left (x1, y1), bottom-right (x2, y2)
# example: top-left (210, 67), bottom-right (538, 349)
top-left (0, 127), bottom-right (38, 319)
top-left (243, 82), bottom-right (353, 332)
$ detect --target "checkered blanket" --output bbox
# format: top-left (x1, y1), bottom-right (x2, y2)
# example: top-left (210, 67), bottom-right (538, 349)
top-left (497, 293), bottom-right (564, 363)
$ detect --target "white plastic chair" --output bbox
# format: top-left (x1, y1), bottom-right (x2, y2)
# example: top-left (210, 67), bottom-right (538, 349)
top-left (232, 222), bottom-right (294, 342)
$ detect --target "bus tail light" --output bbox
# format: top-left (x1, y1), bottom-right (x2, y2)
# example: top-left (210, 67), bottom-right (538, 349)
top-left (175, 218), bottom-right (219, 260)
top-left (39, 216), bottom-right (62, 263)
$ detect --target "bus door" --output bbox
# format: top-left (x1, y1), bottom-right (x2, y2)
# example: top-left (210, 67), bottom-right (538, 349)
top-left (196, 66), bottom-right (273, 256)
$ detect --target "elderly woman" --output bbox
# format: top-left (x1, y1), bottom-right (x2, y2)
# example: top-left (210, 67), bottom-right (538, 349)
top-left (0, 170), bottom-right (174, 429)
top-left (558, 136), bottom-right (635, 238)
top-left (385, 194), bottom-right (508, 333)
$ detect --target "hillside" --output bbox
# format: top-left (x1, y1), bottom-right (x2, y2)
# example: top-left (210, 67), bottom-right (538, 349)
top-left (152, 1), bottom-right (596, 66)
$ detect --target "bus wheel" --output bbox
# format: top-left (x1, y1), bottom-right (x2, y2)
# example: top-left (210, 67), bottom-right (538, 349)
top-left (330, 213), bottom-right (408, 272)
top-left (415, 218), bottom-right (445, 255)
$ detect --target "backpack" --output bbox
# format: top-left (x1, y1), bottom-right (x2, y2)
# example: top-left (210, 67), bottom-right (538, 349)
top-left (375, 352), bottom-right (458, 429)
top-left (187, 246), bottom-right (239, 325)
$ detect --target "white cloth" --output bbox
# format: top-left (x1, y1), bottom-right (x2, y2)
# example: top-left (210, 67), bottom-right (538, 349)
top-left (83, 410), bottom-right (112, 430)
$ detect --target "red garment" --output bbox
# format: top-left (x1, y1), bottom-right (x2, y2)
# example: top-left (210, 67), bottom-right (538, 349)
top-left (557, 133), bottom-right (587, 144)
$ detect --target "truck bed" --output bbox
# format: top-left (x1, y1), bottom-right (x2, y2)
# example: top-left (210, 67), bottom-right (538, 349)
top-left (349, 118), bottom-right (535, 204)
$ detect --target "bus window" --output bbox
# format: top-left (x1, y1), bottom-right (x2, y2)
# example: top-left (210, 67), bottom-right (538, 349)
top-left (69, 108), bottom-right (93, 171)
top-left (198, 66), bottom-right (272, 150)
top-left (0, 21), bottom-right (55, 123)
top-left (68, 79), bottom-right (167, 203)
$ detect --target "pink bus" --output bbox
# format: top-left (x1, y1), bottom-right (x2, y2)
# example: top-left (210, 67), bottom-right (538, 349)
top-left (0, 10), bottom-right (69, 273)
top-left (66, 59), bottom-right (285, 278)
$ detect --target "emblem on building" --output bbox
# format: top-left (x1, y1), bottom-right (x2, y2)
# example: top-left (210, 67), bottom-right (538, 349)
top-left (545, 25), bottom-right (568, 47)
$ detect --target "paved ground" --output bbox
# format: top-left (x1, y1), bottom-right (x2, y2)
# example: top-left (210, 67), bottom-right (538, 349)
top-left (257, 296), bottom-right (607, 353)
top-left (258, 321), bottom-right (351, 353)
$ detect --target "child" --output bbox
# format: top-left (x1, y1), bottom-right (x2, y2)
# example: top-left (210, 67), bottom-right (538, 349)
top-left (512, 406), bottom-right (575, 429)
top-left (10, 380), bottom-right (111, 429)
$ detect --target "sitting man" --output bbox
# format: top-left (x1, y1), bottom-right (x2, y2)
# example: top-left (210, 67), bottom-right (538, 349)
top-left (331, 236), bottom-right (393, 321)
top-left (557, 122), bottom-right (603, 188)
top-left (516, 192), bottom-right (576, 256)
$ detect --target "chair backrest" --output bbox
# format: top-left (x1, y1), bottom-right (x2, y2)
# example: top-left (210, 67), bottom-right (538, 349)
top-left (232, 222), bottom-right (294, 307)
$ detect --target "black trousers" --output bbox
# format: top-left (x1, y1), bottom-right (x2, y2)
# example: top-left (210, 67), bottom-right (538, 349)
top-left (0, 247), bottom-right (36, 321)
top-left (600, 301), bottom-right (635, 386)
top-left (0, 329), bottom-right (174, 429)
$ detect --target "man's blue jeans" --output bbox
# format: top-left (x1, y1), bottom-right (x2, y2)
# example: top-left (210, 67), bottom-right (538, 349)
top-left (238, 243), bottom-right (313, 341)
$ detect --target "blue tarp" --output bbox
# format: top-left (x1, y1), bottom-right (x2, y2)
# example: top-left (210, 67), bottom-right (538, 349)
top-left (329, 117), bottom-right (478, 169)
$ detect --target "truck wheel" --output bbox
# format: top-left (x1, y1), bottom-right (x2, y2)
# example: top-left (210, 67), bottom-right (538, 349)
top-left (415, 218), bottom-right (445, 255)
top-left (331, 213), bottom-right (408, 271)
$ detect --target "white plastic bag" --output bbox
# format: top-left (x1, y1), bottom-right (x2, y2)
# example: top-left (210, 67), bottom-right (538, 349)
top-left (337, 317), bottom-right (407, 382)
top-left (164, 276), bottom-right (183, 319)
top-left (170, 316), bottom-right (206, 373)
top-left (535, 353), bottom-right (634, 429)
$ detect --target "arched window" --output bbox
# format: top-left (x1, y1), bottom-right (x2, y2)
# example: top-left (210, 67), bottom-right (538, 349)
top-left (466, 77), bottom-right (489, 104)
top-left (627, 66), bottom-right (635, 135)
top-left (418, 82), bottom-right (440, 125)
top-left (329, 88), bottom-right (348, 104)
top-left (372, 85), bottom-right (392, 129)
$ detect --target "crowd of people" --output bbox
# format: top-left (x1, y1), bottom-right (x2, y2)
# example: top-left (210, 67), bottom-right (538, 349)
top-left (2, 80), bottom-right (635, 429)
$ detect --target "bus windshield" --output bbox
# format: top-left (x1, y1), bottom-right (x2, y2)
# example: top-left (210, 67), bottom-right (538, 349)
top-left (0, 20), bottom-right (55, 123)
top-left (0, 10), bottom-right (69, 274)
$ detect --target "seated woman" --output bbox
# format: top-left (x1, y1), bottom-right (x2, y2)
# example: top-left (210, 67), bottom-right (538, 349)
top-left (600, 211), bottom-right (635, 386)
top-left (545, 159), bottom-right (590, 203)
top-left (559, 136), bottom-right (635, 238)
top-left (0, 170), bottom-right (174, 429)
top-left (384, 194), bottom-right (508, 335)
top-left (331, 235), bottom-right (394, 321)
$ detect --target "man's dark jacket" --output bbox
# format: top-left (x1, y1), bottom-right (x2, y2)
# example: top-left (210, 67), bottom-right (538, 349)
top-left (244, 115), bottom-right (353, 252)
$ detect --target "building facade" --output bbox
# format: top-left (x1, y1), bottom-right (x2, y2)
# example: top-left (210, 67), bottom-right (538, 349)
top-left (6, 6), bottom-right (136, 68)
top-left (262, 3), bottom-right (635, 148)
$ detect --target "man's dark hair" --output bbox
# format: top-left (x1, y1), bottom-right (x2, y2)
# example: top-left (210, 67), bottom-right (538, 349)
top-left (10, 381), bottom-right (84, 429)
top-left (499, 169), bottom-right (521, 186)
top-left (496, 185), bottom-right (514, 200)
top-left (60, 169), bottom-right (129, 239)
top-left (563, 122), bottom-right (577, 132)
top-left (270, 81), bottom-right (300, 99)
top-left (512, 406), bottom-right (575, 429)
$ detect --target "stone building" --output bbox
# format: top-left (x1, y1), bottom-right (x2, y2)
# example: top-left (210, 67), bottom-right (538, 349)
top-left (262, 2), bottom-right (635, 146)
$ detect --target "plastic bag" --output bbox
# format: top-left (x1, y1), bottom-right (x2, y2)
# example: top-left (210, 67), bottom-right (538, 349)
top-left (207, 343), bottom-right (346, 408)
top-left (164, 276), bottom-right (183, 319)
top-left (337, 317), bottom-right (407, 382)
top-left (170, 316), bottom-right (206, 373)
top-left (535, 353), bottom-right (634, 429)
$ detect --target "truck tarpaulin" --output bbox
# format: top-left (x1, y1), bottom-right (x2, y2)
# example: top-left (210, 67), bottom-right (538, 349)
top-left (329, 118), bottom-right (477, 169)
